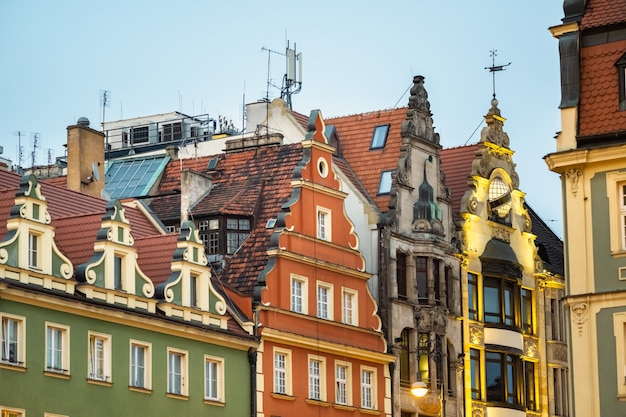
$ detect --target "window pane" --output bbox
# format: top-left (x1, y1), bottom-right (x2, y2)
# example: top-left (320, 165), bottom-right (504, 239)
top-left (416, 257), bottom-right (427, 303)
top-left (378, 171), bottom-right (393, 195)
top-left (309, 360), bottom-right (321, 400)
top-left (370, 125), bottom-right (390, 149)
top-left (486, 352), bottom-right (503, 402)
top-left (484, 280), bottom-right (501, 323)
top-left (468, 273), bottom-right (478, 320)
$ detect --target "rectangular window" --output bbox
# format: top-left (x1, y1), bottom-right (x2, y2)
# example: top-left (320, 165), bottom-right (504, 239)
top-left (226, 218), bottom-right (250, 254)
top-left (28, 232), bottom-right (39, 269)
top-left (317, 208), bottom-right (331, 241)
top-left (46, 323), bottom-right (69, 374)
top-left (88, 332), bottom-right (111, 382)
top-left (0, 408), bottom-right (24, 417)
top-left (190, 274), bottom-right (199, 308)
top-left (468, 273), bottom-right (478, 320)
top-left (317, 282), bottom-right (333, 320)
top-left (433, 259), bottom-right (441, 303)
top-left (399, 330), bottom-right (411, 386)
top-left (335, 362), bottom-right (352, 405)
top-left (370, 124), bottom-right (390, 149)
top-left (1, 314), bottom-right (25, 366)
top-left (168, 349), bottom-right (188, 396)
top-left (484, 277), bottom-right (502, 324)
top-left (622, 184), bottom-right (626, 249)
top-left (361, 367), bottom-right (376, 409)
top-left (204, 355), bottom-right (224, 402)
top-left (342, 289), bottom-right (358, 326)
top-left (485, 351), bottom-right (521, 405)
top-left (553, 367), bottom-right (569, 416)
top-left (113, 255), bottom-right (123, 290)
top-left (525, 360), bottom-right (537, 411)
top-left (377, 170), bottom-right (393, 195)
top-left (416, 257), bottom-right (427, 303)
top-left (521, 288), bottom-right (533, 334)
top-left (290, 275), bottom-right (307, 314)
top-left (309, 359), bottom-right (321, 400)
top-left (162, 122), bottom-right (182, 142)
top-left (130, 341), bottom-right (151, 389)
top-left (132, 126), bottom-right (149, 144)
top-left (273, 349), bottom-right (291, 395)
top-left (397, 252), bottom-right (407, 300)
top-left (470, 348), bottom-right (481, 400)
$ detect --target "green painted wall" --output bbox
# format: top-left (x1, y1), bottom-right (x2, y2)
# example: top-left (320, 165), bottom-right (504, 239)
top-left (597, 307), bottom-right (626, 416)
top-left (591, 173), bottom-right (626, 293)
top-left (0, 298), bottom-right (251, 416)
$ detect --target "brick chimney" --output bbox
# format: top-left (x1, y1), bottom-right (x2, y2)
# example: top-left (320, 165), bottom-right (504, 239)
top-left (66, 117), bottom-right (105, 198)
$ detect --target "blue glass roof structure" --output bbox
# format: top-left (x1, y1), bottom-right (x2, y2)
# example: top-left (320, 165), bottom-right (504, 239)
top-left (104, 155), bottom-right (170, 199)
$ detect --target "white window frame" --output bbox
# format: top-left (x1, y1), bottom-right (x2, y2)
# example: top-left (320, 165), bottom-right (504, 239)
top-left (606, 172), bottom-right (626, 254)
top-left (316, 281), bottom-right (334, 320)
top-left (167, 348), bottom-right (188, 396)
top-left (45, 322), bottom-right (70, 374)
top-left (335, 360), bottom-right (353, 406)
top-left (316, 207), bottom-right (331, 241)
top-left (130, 340), bottom-right (152, 390)
top-left (341, 288), bottom-right (359, 326)
top-left (290, 274), bottom-right (308, 314)
top-left (204, 355), bottom-right (225, 402)
top-left (273, 347), bottom-right (292, 395)
top-left (308, 355), bottom-right (327, 402)
top-left (88, 331), bottom-right (112, 382)
top-left (1, 313), bottom-right (25, 367)
top-left (28, 231), bottom-right (40, 269)
top-left (360, 366), bottom-right (377, 410)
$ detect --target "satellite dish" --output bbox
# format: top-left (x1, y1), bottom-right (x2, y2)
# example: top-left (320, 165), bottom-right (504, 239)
top-left (91, 162), bottom-right (100, 182)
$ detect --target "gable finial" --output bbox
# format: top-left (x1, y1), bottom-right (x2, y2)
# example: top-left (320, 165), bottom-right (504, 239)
top-left (485, 50), bottom-right (511, 99)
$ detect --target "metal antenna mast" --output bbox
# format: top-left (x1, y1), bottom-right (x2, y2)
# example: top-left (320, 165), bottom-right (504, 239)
top-left (31, 132), bottom-right (39, 167)
top-left (261, 40), bottom-right (303, 110)
top-left (485, 50), bottom-right (511, 99)
top-left (13, 131), bottom-right (25, 171)
top-left (100, 90), bottom-right (111, 131)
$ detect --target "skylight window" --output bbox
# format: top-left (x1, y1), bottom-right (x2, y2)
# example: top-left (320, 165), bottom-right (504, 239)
top-left (378, 170), bottom-right (393, 195)
top-left (370, 125), bottom-right (390, 149)
top-left (104, 155), bottom-right (170, 199)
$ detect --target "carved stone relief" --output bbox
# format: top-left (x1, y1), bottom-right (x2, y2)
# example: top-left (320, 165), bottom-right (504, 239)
top-left (570, 302), bottom-right (588, 336)
top-left (565, 168), bottom-right (583, 197)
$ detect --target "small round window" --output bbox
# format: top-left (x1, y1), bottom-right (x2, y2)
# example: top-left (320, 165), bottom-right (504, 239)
top-left (318, 157), bottom-right (329, 178)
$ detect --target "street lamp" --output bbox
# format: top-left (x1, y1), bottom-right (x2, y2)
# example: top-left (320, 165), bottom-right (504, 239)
top-left (410, 380), bottom-right (428, 397)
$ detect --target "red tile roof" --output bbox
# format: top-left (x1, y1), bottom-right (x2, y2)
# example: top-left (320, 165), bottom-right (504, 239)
top-left (581, 0), bottom-right (626, 29)
top-left (135, 233), bottom-right (179, 285)
top-left (440, 144), bottom-right (480, 220)
top-left (326, 108), bottom-right (408, 212)
top-left (579, 39), bottom-right (626, 138)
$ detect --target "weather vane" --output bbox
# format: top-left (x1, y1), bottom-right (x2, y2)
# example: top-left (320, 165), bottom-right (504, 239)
top-left (485, 50), bottom-right (511, 99)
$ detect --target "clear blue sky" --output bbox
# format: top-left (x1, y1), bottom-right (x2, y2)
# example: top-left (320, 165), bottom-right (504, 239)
top-left (0, 1), bottom-right (565, 235)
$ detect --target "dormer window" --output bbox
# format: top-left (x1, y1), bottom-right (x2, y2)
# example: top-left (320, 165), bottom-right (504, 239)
top-left (197, 217), bottom-right (251, 256)
top-left (190, 274), bottom-right (199, 308)
top-left (370, 125), bottom-right (390, 149)
top-left (616, 53), bottom-right (626, 111)
top-left (227, 218), bottom-right (250, 254)
top-left (113, 255), bottom-right (124, 291)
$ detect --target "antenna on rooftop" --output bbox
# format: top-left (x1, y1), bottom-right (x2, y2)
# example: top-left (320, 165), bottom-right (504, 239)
top-left (100, 89), bottom-right (111, 131)
top-left (261, 40), bottom-right (303, 111)
top-left (31, 132), bottom-right (40, 168)
top-left (484, 50), bottom-right (511, 99)
top-left (13, 131), bottom-right (25, 172)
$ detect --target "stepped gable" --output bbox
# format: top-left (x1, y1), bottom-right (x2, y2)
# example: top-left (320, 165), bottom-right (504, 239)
top-left (581, 0), bottom-right (626, 29)
top-left (326, 107), bottom-right (407, 213)
top-left (440, 144), bottom-right (480, 221)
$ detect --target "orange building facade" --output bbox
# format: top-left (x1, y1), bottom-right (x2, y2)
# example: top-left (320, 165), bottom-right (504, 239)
top-left (254, 110), bottom-right (393, 417)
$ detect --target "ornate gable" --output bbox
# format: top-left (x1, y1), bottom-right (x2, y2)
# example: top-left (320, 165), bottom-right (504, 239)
top-left (0, 174), bottom-right (74, 292)
top-left (76, 200), bottom-right (156, 311)
top-left (155, 221), bottom-right (228, 328)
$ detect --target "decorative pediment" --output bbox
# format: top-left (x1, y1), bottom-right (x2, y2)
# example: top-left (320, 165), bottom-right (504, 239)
top-left (76, 200), bottom-right (155, 311)
top-left (155, 221), bottom-right (227, 328)
top-left (0, 175), bottom-right (73, 290)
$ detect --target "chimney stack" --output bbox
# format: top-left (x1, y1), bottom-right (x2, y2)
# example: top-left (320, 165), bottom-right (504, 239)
top-left (66, 117), bottom-right (105, 198)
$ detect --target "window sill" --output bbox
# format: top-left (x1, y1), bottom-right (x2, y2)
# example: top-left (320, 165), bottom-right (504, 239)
top-left (129, 386), bottom-right (152, 394)
top-left (0, 362), bottom-right (26, 372)
top-left (87, 378), bottom-right (112, 387)
top-left (333, 404), bottom-right (356, 411)
top-left (44, 370), bottom-right (70, 379)
top-left (271, 392), bottom-right (296, 401)
top-left (611, 249), bottom-right (626, 259)
top-left (166, 392), bottom-right (189, 400)
top-left (359, 408), bottom-right (381, 415)
top-left (203, 399), bottom-right (225, 407)
top-left (305, 399), bottom-right (330, 407)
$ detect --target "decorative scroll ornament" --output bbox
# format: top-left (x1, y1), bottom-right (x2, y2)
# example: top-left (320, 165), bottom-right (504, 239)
top-left (524, 338), bottom-right (538, 358)
top-left (570, 302), bottom-right (588, 335)
top-left (469, 324), bottom-right (484, 345)
top-left (565, 168), bottom-right (583, 197)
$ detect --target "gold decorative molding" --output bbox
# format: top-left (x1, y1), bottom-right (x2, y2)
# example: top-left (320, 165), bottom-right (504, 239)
top-left (524, 338), bottom-right (538, 358)
top-left (469, 324), bottom-right (484, 345)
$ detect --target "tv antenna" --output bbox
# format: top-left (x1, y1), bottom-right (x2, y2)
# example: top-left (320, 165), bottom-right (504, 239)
top-left (13, 131), bottom-right (25, 171)
top-left (31, 132), bottom-right (40, 167)
top-left (100, 89), bottom-right (111, 131)
top-left (261, 40), bottom-right (302, 110)
top-left (485, 50), bottom-right (511, 99)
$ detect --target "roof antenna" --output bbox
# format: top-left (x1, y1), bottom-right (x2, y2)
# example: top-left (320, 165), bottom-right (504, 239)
top-left (485, 50), bottom-right (511, 99)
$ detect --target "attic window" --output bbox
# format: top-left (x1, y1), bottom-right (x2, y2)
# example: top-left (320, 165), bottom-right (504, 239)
top-left (207, 158), bottom-right (218, 170)
top-left (616, 53), bottom-right (626, 111)
top-left (378, 170), bottom-right (393, 195)
top-left (370, 125), bottom-right (390, 149)
top-left (266, 219), bottom-right (277, 228)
